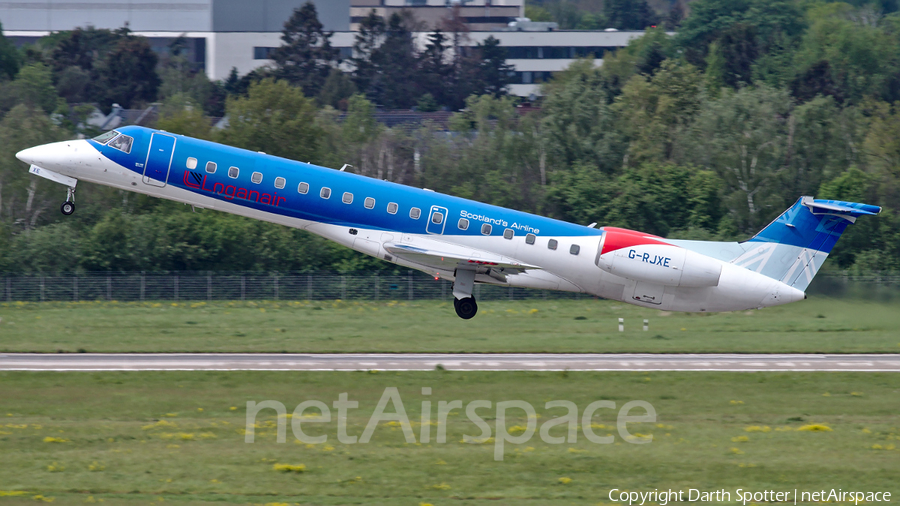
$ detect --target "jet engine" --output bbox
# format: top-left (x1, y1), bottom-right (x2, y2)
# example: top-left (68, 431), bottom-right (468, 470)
top-left (596, 229), bottom-right (721, 287)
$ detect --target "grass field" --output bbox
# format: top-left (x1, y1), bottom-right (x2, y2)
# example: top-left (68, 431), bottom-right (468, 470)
top-left (0, 371), bottom-right (898, 505)
top-left (0, 297), bottom-right (899, 353)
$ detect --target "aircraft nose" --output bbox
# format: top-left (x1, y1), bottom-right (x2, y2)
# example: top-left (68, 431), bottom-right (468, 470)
top-left (15, 146), bottom-right (42, 165)
top-left (14, 140), bottom-right (91, 172)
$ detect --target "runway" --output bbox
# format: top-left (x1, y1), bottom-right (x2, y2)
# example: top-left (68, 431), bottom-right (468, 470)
top-left (1, 353), bottom-right (899, 372)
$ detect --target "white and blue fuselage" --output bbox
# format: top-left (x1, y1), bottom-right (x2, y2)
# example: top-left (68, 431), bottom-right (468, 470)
top-left (17, 126), bottom-right (880, 318)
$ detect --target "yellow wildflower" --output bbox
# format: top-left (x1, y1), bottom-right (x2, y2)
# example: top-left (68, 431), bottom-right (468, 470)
top-left (797, 424), bottom-right (832, 432)
top-left (272, 463), bottom-right (306, 473)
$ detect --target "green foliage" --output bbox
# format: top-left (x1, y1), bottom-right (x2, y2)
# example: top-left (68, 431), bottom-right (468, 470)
top-left (794, 4), bottom-right (900, 103)
top-left (0, 21), bottom-right (20, 80)
top-left (0, 105), bottom-right (68, 230)
top-left (94, 36), bottom-right (161, 109)
top-left (156, 94), bottom-right (213, 140)
top-left (217, 79), bottom-right (322, 163)
top-left (158, 51), bottom-right (225, 117)
top-left (10, 63), bottom-right (59, 114)
top-left (317, 68), bottom-right (357, 110)
top-left (524, 5), bottom-right (553, 22)
top-left (604, 0), bottom-right (658, 30)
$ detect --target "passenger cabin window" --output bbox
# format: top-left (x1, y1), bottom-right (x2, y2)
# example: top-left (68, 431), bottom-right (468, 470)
top-left (251, 172), bottom-right (263, 184)
top-left (274, 177), bottom-right (285, 189)
top-left (228, 166), bottom-right (239, 178)
top-left (92, 130), bottom-right (119, 144)
top-left (298, 182), bottom-right (309, 194)
top-left (570, 244), bottom-right (580, 255)
top-left (186, 157), bottom-right (198, 169)
top-left (206, 161), bottom-right (217, 174)
top-left (387, 202), bottom-right (398, 214)
top-left (458, 218), bottom-right (469, 230)
top-left (503, 228), bottom-right (514, 240)
top-left (410, 207), bottom-right (421, 219)
top-left (108, 134), bottom-right (133, 154)
top-left (481, 223), bottom-right (492, 235)
top-left (432, 211), bottom-right (444, 224)
top-left (548, 239), bottom-right (558, 250)
top-left (342, 192), bottom-right (353, 204)
top-left (364, 197), bottom-right (375, 209)
top-left (525, 233), bottom-right (536, 245)
top-left (320, 187), bottom-right (331, 199)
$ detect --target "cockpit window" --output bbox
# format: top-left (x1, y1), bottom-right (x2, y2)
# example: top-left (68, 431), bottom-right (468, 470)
top-left (108, 134), bottom-right (133, 154)
top-left (93, 130), bottom-right (120, 145)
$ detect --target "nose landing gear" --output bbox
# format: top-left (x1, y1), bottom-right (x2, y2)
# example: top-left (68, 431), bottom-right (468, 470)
top-left (60, 187), bottom-right (75, 215)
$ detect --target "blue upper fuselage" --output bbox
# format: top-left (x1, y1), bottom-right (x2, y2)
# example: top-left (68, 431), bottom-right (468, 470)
top-left (90, 125), bottom-right (603, 239)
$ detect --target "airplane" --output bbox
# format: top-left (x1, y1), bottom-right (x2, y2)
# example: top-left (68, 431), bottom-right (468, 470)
top-left (16, 126), bottom-right (881, 319)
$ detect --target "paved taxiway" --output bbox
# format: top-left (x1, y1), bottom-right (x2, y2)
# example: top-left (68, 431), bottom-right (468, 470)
top-left (0, 353), bottom-right (898, 372)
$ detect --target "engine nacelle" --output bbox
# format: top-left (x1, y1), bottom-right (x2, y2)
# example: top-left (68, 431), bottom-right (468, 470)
top-left (597, 241), bottom-right (721, 288)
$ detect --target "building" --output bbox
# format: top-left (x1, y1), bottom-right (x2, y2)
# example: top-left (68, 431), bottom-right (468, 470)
top-left (436, 30), bottom-right (649, 97)
top-left (0, 0), bottom-right (350, 81)
top-left (1, 0), bottom-right (654, 99)
top-left (351, 0), bottom-right (524, 31)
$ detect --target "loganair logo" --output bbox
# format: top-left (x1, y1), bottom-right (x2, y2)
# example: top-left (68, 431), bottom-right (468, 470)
top-left (183, 170), bottom-right (286, 207)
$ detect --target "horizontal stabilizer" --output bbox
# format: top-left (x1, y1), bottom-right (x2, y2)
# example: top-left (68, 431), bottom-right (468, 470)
top-left (802, 198), bottom-right (881, 222)
top-left (384, 242), bottom-right (539, 271)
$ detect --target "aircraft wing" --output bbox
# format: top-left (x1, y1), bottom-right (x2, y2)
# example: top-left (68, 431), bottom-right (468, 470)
top-left (383, 242), bottom-right (540, 271)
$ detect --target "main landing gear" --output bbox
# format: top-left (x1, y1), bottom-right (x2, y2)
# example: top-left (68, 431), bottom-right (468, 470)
top-left (60, 187), bottom-right (75, 215)
top-left (452, 268), bottom-right (478, 319)
top-left (454, 296), bottom-right (478, 319)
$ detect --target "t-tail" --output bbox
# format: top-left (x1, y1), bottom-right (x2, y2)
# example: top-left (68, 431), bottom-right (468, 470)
top-left (730, 196), bottom-right (881, 291)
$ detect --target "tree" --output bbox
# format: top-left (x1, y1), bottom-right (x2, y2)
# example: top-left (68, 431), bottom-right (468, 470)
top-left (473, 36), bottom-right (513, 98)
top-left (11, 63), bottom-right (59, 114)
top-left (217, 79), bottom-right (322, 163)
top-left (0, 22), bottom-right (20, 80)
top-left (367, 13), bottom-right (419, 108)
top-left (613, 59), bottom-right (703, 166)
top-left (157, 93), bottom-right (213, 140)
top-left (350, 10), bottom-right (386, 96)
top-left (688, 86), bottom-right (794, 233)
top-left (94, 36), bottom-right (161, 109)
top-left (0, 105), bottom-right (68, 230)
top-left (541, 61), bottom-right (625, 174)
top-left (604, 0), bottom-right (658, 31)
top-left (793, 4), bottom-right (900, 104)
top-left (317, 68), bottom-right (357, 110)
top-left (270, 1), bottom-right (339, 97)
top-left (676, 0), bottom-right (805, 87)
top-left (416, 30), bottom-right (453, 108)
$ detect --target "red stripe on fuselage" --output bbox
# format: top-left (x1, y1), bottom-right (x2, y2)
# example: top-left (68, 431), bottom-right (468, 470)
top-left (600, 227), bottom-right (675, 255)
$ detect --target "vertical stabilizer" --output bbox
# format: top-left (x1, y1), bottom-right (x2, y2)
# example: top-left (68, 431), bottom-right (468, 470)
top-left (732, 197), bottom-right (880, 290)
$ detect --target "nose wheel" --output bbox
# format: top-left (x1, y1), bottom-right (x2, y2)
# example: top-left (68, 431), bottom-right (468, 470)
top-left (60, 187), bottom-right (75, 215)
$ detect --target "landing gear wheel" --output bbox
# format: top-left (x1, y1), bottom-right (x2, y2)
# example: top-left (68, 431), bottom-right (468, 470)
top-left (60, 201), bottom-right (75, 215)
top-left (454, 297), bottom-right (478, 319)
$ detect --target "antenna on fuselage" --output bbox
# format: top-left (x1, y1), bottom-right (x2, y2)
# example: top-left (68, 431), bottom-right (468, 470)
top-left (586, 222), bottom-right (597, 228)
top-left (340, 164), bottom-right (353, 172)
